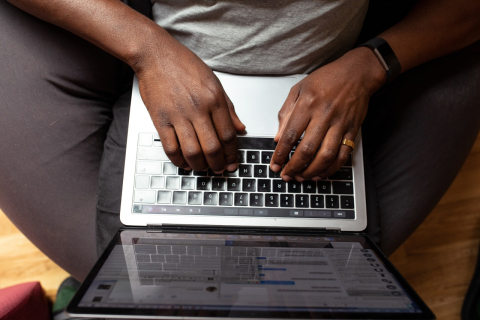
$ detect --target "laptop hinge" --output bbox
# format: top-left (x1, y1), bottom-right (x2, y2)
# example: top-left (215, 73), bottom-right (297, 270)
top-left (146, 224), bottom-right (163, 233)
top-left (146, 224), bottom-right (341, 235)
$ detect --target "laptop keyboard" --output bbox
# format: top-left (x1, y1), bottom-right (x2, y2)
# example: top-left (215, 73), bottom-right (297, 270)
top-left (132, 133), bottom-right (355, 219)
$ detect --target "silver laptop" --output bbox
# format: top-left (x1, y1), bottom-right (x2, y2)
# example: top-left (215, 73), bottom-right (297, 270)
top-left (120, 72), bottom-right (367, 232)
top-left (65, 73), bottom-right (435, 319)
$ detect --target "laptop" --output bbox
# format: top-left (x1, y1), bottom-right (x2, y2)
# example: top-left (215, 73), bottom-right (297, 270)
top-left (66, 73), bottom-right (435, 319)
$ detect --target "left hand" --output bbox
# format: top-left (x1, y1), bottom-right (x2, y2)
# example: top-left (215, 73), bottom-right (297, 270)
top-left (270, 47), bottom-right (386, 181)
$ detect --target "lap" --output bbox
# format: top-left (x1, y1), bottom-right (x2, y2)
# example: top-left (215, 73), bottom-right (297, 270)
top-left (0, 1), bottom-right (131, 280)
top-left (363, 40), bottom-right (480, 255)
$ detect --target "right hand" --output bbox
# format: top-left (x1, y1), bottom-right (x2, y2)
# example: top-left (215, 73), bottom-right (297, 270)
top-left (135, 38), bottom-right (245, 173)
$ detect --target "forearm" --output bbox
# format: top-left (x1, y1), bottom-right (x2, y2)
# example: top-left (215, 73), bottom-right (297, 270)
top-left (379, 0), bottom-right (480, 73)
top-left (6, 0), bottom-right (170, 73)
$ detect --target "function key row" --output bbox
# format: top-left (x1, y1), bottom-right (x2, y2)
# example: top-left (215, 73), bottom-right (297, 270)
top-left (135, 176), bottom-right (353, 194)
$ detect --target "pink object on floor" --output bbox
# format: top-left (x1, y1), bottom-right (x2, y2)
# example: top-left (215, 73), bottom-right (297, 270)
top-left (0, 282), bottom-right (50, 320)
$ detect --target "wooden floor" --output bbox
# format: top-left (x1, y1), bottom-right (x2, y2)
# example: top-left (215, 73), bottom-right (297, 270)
top-left (0, 133), bottom-right (479, 318)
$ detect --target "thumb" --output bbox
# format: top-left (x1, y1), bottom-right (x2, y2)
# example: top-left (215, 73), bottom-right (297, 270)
top-left (274, 87), bottom-right (298, 142)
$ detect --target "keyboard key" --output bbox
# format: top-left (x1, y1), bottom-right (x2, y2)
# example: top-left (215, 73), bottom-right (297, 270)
top-left (246, 151), bottom-right (260, 163)
top-left (227, 178), bottom-right (241, 191)
top-left (135, 175), bottom-right (150, 189)
top-left (163, 162), bottom-right (177, 175)
top-left (238, 150), bottom-right (245, 163)
top-left (204, 192), bottom-right (218, 205)
top-left (239, 164), bottom-right (253, 177)
top-left (137, 161), bottom-right (162, 174)
top-left (269, 168), bottom-right (281, 178)
top-left (302, 180), bottom-right (316, 193)
top-left (178, 168), bottom-right (192, 176)
top-left (224, 208), bottom-right (238, 215)
top-left (290, 210), bottom-right (303, 217)
top-left (317, 181), bottom-right (331, 194)
top-left (311, 195), bottom-right (324, 208)
top-left (239, 208), bottom-right (253, 215)
top-left (138, 133), bottom-right (153, 146)
top-left (273, 180), bottom-right (286, 192)
top-left (172, 191), bottom-right (187, 204)
top-left (334, 211), bottom-right (347, 218)
top-left (254, 209), bottom-right (268, 216)
top-left (166, 176), bottom-right (180, 190)
top-left (257, 179), bottom-right (271, 192)
top-left (137, 146), bottom-right (169, 160)
top-left (188, 192), bottom-right (202, 205)
top-left (295, 195), bottom-right (309, 208)
top-left (212, 178), bottom-right (226, 191)
top-left (196, 177), bottom-right (211, 190)
top-left (265, 194), bottom-right (279, 207)
top-left (150, 176), bottom-right (165, 189)
top-left (181, 177), bottom-right (195, 190)
top-left (242, 179), bottom-right (256, 192)
top-left (329, 168), bottom-right (353, 180)
top-left (341, 196), bottom-right (355, 209)
top-left (288, 181), bottom-right (302, 193)
top-left (223, 169), bottom-right (238, 177)
top-left (332, 181), bottom-right (354, 194)
top-left (193, 170), bottom-right (208, 176)
top-left (157, 191), bottom-right (172, 204)
top-left (262, 151), bottom-right (273, 164)
top-left (326, 195), bottom-right (339, 208)
top-left (208, 169), bottom-right (223, 176)
top-left (134, 190), bottom-right (156, 203)
top-left (250, 193), bottom-right (264, 207)
top-left (219, 192), bottom-right (233, 206)
top-left (234, 193), bottom-right (248, 206)
top-left (254, 165), bottom-right (268, 178)
top-left (280, 194), bottom-right (294, 207)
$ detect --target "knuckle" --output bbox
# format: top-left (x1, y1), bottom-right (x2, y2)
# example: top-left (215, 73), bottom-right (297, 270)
top-left (203, 143), bottom-right (223, 158)
top-left (183, 146), bottom-right (203, 160)
top-left (283, 128), bottom-right (298, 145)
top-left (338, 151), bottom-right (350, 164)
top-left (219, 130), bottom-right (237, 145)
top-left (298, 141), bottom-right (317, 159)
top-left (320, 148), bottom-right (337, 163)
top-left (162, 144), bottom-right (180, 157)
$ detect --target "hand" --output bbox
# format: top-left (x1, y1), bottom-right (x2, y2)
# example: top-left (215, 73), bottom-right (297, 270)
top-left (270, 47), bottom-right (386, 181)
top-left (136, 37), bottom-right (245, 173)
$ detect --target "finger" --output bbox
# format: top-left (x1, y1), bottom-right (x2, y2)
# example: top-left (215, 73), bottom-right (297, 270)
top-left (224, 93), bottom-right (246, 133)
top-left (314, 132), bottom-right (356, 179)
top-left (156, 125), bottom-right (190, 169)
top-left (281, 119), bottom-right (327, 180)
top-left (300, 125), bottom-right (344, 180)
top-left (193, 117), bottom-right (226, 173)
top-left (274, 86), bottom-right (300, 142)
top-left (270, 101), bottom-right (310, 176)
top-left (211, 100), bottom-right (240, 172)
top-left (174, 120), bottom-right (208, 171)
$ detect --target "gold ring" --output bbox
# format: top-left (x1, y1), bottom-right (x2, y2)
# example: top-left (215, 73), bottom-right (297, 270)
top-left (341, 138), bottom-right (355, 150)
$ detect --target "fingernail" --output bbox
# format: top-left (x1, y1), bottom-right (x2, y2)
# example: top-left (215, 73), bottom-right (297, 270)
top-left (282, 174), bottom-right (292, 181)
top-left (271, 164), bottom-right (281, 172)
top-left (312, 176), bottom-right (321, 181)
top-left (295, 176), bottom-right (305, 182)
top-left (184, 167), bottom-right (192, 171)
top-left (226, 163), bottom-right (237, 172)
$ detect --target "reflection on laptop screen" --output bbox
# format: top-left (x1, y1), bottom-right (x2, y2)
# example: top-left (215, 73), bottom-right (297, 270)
top-left (78, 231), bottom-right (421, 315)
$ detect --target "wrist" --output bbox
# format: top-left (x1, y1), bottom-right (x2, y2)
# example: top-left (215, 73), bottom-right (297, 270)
top-left (343, 47), bottom-right (387, 95)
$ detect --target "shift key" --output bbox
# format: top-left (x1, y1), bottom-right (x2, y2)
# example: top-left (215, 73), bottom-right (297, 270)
top-left (332, 181), bottom-right (354, 194)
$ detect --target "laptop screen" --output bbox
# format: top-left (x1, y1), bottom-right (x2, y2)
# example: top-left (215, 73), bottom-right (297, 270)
top-left (67, 229), bottom-right (434, 319)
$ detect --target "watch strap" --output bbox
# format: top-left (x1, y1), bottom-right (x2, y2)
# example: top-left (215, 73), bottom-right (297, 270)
top-left (358, 38), bottom-right (401, 84)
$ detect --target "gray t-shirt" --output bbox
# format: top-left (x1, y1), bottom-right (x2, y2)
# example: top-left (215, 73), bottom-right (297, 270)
top-left (151, 0), bottom-right (369, 74)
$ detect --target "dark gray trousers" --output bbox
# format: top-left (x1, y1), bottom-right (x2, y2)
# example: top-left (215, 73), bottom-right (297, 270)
top-left (1, 1), bottom-right (479, 281)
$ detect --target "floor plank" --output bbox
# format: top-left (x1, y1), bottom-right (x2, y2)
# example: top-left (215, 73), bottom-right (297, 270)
top-left (0, 133), bottom-right (479, 319)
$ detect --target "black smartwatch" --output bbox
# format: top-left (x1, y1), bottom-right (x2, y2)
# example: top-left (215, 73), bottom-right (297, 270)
top-left (358, 38), bottom-right (401, 84)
